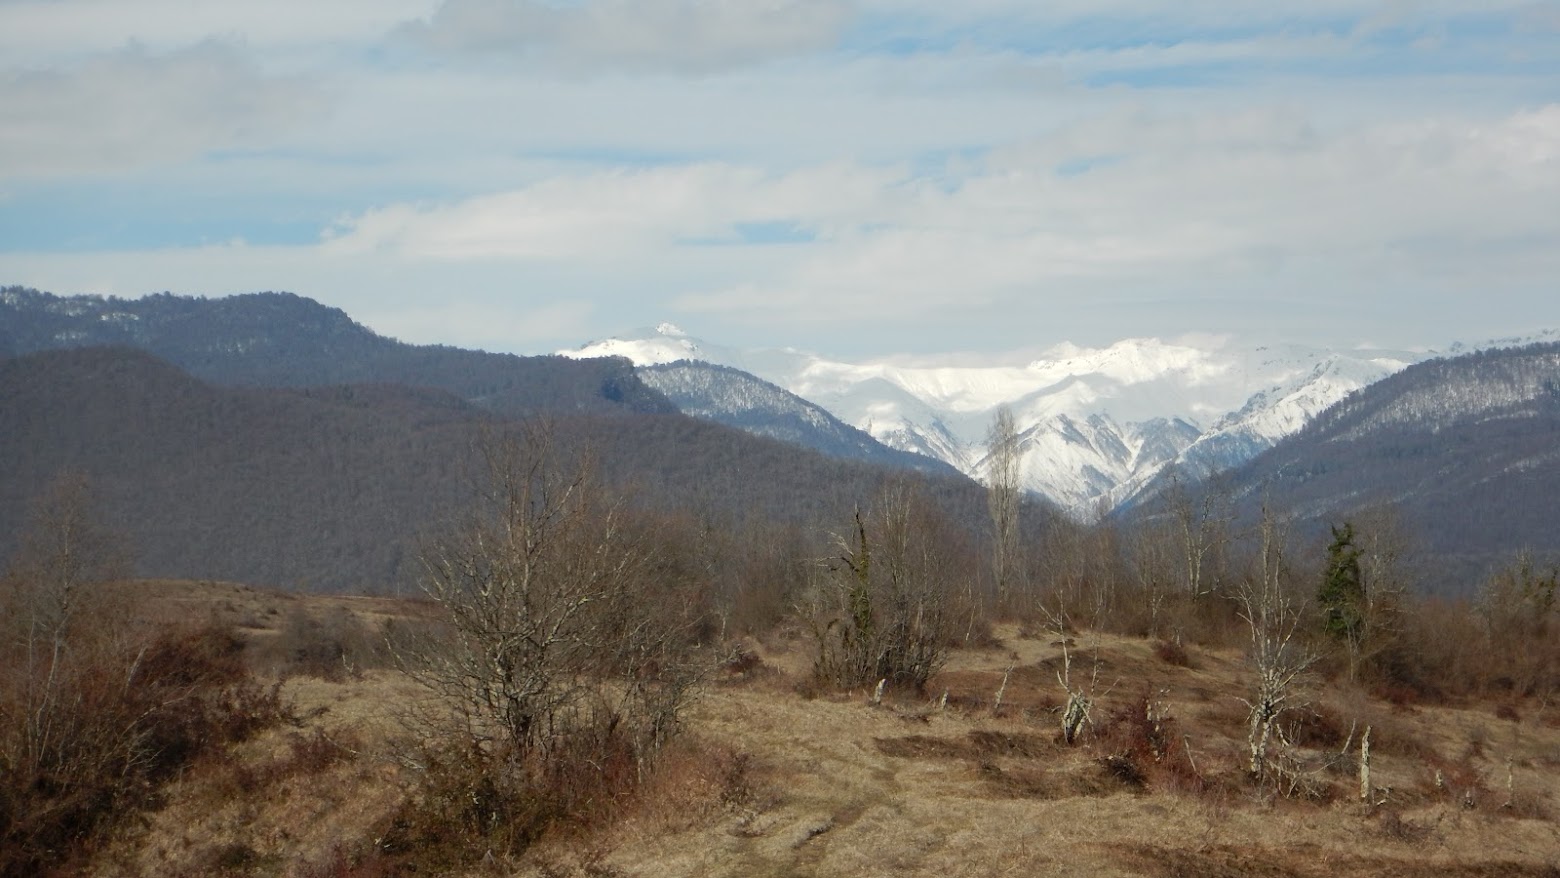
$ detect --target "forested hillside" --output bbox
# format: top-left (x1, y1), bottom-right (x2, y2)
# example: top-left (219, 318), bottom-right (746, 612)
top-left (0, 287), bottom-right (673, 418)
top-left (1184, 341), bottom-right (1560, 592)
top-left (0, 347), bottom-right (1002, 591)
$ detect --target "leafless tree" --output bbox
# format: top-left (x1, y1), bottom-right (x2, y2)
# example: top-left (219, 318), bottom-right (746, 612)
top-left (985, 405), bottom-right (1024, 613)
top-left (403, 425), bottom-right (706, 770)
top-left (4, 473), bottom-right (129, 654)
top-left (1, 473), bottom-right (132, 783)
top-left (808, 480), bottom-right (962, 692)
top-left (1343, 504), bottom-right (1413, 681)
top-left (1235, 502), bottom-right (1315, 785)
top-left (1165, 471), bottom-right (1232, 602)
top-left (1124, 514), bottom-right (1179, 637)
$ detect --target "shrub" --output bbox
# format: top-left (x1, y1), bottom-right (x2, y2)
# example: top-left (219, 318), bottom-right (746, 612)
top-left (1152, 639), bottom-right (1191, 667)
top-left (392, 425), bottom-right (710, 868)
top-left (1093, 690), bottom-right (1204, 794)
top-left (0, 622), bottom-right (287, 878)
top-left (805, 483), bottom-right (967, 693)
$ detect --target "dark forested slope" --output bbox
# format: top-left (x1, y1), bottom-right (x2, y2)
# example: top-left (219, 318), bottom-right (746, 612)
top-left (0, 347), bottom-right (485, 590)
top-left (0, 347), bottom-right (998, 591)
top-left (1213, 341), bottom-right (1560, 591)
top-left (0, 287), bottom-right (673, 418)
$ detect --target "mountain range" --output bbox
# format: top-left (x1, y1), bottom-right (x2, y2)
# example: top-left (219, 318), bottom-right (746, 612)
top-left (560, 324), bottom-right (1465, 515)
top-left (0, 290), bottom-right (1003, 591)
top-left (14, 286), bottom-right (1549, 526)
top-left (6, 286), bottom-right (1559, 595)
top-left (0, 286), bottom-right (673, 419)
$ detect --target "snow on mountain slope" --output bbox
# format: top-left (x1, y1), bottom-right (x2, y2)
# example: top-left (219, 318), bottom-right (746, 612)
top-left (564, 326), bottom-right (1429, 515)
top-left (1104, 352), bottom-right (1418, 509)
top-left (635, 361), bottom-right (959, 476)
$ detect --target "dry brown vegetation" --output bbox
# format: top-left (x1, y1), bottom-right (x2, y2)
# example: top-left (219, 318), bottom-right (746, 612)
top-left (6, 579), bottom-right (1553, 878)
top-left (7, 461), bottom-right (1560, 877)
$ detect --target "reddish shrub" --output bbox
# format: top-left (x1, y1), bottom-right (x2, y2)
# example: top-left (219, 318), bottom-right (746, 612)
top-left (1093, 690), bottom-right (1205, 794)
top-left (0, 623), bottom-right (288, 878)
top-left (1152, 639), bottom-right (1191, 667)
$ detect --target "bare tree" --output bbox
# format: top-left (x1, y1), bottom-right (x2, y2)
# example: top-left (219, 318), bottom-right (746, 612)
top-left (985, 405), bottom-right (1024, 613)
top-left (1124, 514), bottom-right (1179, 637)
top-left (1, 473), bottom-right (132, 784)
top-left (808, 480), bottom-right (962, 692)
top-left (1235, 502), bottom-right (1316, 785)
top-left (4, 473), bottom-right (129, 654)
top-left (1165, 471), bottom-right (1232, 602)
top-left (404, 425), bottom-right (706, 769)
top-left (1348, 504), bottom-right (1412, 680)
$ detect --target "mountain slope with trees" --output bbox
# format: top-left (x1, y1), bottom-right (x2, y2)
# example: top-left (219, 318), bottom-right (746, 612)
top-left (0, 347), bottom-right (1003, 592)
top-left (1199, 341), bottom-right (1560, 592)
top-left (0, 287), bottom-right (674, 418)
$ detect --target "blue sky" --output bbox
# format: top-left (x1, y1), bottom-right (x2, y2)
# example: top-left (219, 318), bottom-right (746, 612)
top-left (1, 0), bottom-right (1557, 357)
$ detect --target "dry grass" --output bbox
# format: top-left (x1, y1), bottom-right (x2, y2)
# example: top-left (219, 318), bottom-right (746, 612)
top-left (64, 590), bottom-right (1560, 878)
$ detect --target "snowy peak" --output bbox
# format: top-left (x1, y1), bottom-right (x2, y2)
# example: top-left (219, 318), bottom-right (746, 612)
top-left (561, 323), bottom-right (1550, 517)
top-left (564, 324), bottom-right (707, 366)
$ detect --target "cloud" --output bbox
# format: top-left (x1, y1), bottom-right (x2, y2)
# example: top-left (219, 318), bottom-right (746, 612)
top-left (321, 162), bottom-right (906, 259)
top-left (401, 0), bottom-right (851, 72)
top-left (672, 103), bottom-right (1560, 330)
top-left (3, 0), bottom-right (1557, 357)
top-left (302, 101), bottom-right (1560, 346)
top-left (0, 41), bottom-right (328, 178)
top-left (0, 0), bottom-right (438, 61)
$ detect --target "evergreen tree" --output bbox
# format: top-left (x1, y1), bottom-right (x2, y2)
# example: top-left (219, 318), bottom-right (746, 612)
top-left (1319, 522), bottom-right (1365, 644)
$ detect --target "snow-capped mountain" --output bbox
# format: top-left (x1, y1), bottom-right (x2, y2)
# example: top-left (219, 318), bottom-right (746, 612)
top-left (635, 361), bottom-right (960, 477)
top-left (562, 326), bottom-right (1437, 515)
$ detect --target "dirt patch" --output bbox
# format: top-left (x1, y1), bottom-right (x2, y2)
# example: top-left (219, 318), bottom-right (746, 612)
top-left (874, 730), bottom-right (1055, 762)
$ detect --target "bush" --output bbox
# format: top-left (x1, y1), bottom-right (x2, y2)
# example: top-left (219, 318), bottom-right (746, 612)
top-left (393, 426), bottom-right (710, 867)
top-left (1152, 639), bottom-right (1191, 667)
top-left (806, 484), bottom-right (967, 693)
top-left (269, 606), bottom-right (388, 681)
top-left (1092, 690), bottom-right (1205, 794)
top-left (0, 622), bottom-right (287, 878)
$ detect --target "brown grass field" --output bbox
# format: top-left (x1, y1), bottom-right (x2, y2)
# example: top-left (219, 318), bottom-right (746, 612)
top-left (74, 581), bottom-right (1560, 877)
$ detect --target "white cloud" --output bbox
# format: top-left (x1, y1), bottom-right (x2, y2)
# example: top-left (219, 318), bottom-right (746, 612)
top-left (0, 0), bottom-right (438, 62)
top-left (321, 162), bottom-right (907, 259)
top-left (401, 0), bottom-right (851, 72)
top-left (2, 0), bottom-right (1557, 357)
top-left (670, 103), bottom-right (1560, 332)
top-left (293, 101), bottom-right (1560, 346)
top-left (0, 41), bottom-right (327, 178)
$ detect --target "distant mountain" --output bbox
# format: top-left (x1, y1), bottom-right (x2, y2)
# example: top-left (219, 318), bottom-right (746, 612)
top-left (1209, 341), bottom-right (1560, 592)
top-left (1, 289), bottom-right (971, 479)
top-left (563, 325), bottom-right (1426, 515)
top-left (0, 347), bottom-right (1001, 591)
top-left (636, 360), bottom-right (961, 477)
top-left (0, 287), bottom-right (674, 418)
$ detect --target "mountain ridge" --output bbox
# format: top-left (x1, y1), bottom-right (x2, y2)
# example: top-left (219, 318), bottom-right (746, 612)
top-left (0, 286), bottom-right (675, 419)
top-left (1202, 339), bottom-right (1560, 593)
top-left (0, 345), bottom-right (1005, 591)
top-left (562, 325), bottom-right (1442, 514)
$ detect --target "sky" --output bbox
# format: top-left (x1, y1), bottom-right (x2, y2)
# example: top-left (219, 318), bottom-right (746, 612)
top-left (1, 1), bottom-right (1557, 359)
